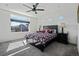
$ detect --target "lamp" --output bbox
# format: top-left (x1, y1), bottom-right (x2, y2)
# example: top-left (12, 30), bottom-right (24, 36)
top-left (60, 23), bottom-right (65, 34)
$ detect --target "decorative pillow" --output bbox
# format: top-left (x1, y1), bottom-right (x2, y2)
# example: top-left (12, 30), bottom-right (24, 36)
top-left (37, 29), bottom-right (56, 33)
top-left (43, 29), bottom-right (48, 33)
top-left (44, 29), bottom-right (56, 33)
top-left (36, 30), bottom-right (45, 33)
top-left (43, 29), bottom-right (52, 33)
top-left (41, 30), bottom-right (45, 33)
top-left (47, 29), bottom-right (52, 33)
top-left (53, 29), bottom-right (56, 33)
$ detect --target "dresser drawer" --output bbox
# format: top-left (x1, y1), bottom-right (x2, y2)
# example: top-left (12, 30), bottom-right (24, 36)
top-left (57, 33), bottom-right (68, 44)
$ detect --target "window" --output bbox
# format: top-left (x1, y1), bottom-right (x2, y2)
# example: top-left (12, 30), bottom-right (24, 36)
top-left (10, 15), bottom-right (30, 32)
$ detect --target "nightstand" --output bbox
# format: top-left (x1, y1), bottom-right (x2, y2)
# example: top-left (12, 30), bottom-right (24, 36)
top-left (57, 33), bottom-right (68, 44)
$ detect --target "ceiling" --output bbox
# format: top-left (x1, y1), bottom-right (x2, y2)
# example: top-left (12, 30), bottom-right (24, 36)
top-left (0, 3), bottom-right (78, 18)
top-left (0, 3), bottom-right (46, 17)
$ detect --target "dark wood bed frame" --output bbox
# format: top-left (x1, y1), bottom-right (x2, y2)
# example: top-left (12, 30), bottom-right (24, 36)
top-left (30, 25), bottom-right (58, 52)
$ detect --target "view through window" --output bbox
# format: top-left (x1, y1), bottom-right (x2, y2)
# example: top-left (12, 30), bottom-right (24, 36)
top-left (11, 15), bottom-right (30, 32)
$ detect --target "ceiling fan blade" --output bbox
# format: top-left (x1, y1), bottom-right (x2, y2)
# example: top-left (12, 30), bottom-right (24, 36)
top-left (26, 10), bottom-right (32, 12)
top-left (35, 3), bottom-right (39, 7)
top-left (23, 4), bottom-right (32, 9)
top-left (35, 11), bottom-right (37, 14)
top-left (36, 9), bottom-right (44, 11)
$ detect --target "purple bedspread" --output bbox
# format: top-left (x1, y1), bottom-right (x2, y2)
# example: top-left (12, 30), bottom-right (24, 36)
top-left (25, 32), bottom-right (57, 44)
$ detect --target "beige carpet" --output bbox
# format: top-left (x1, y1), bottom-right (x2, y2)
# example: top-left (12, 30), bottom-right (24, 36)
top-left (12, 42), bottom-right (78, 56)
top-left (0, 39), bottom-right (78, 56)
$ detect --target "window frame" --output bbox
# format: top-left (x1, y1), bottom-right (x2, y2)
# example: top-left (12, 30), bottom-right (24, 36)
top-left (10, 17), bottom-right (30, 32)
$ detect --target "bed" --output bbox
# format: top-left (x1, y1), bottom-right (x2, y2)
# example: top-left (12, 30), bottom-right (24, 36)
top-left (25, 25), bottom-right (58, 52)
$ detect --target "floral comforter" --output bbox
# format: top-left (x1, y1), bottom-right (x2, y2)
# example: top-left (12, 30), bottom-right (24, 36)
top-left (25, 32), bottom-right (57, 44)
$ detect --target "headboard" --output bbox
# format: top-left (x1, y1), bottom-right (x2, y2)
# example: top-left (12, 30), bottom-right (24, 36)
top-left (43, 25), bottom-right (58, 33)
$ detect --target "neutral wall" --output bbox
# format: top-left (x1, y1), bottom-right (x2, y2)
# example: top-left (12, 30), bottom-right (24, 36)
top-left (0, 9), bottom-right (37, 42)
top-left (77, 5), bottom-right (79, 53)
top-left (0, 4), bottom-right (78, 45)
top-left (78, 24), bottom-right (79, 53)
top-left (36, 4), bottom-right (78, 44)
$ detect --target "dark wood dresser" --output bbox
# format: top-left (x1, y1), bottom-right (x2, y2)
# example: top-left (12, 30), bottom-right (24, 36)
top-left (57, 33), bottom-right (68, 44)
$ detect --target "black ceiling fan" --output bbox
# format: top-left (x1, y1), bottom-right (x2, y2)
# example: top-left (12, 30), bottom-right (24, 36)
top-left (23, 3), bottom-right (44, 14)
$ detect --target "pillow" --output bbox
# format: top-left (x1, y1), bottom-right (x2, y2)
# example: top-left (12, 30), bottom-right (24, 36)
top-left (41, 30), bottom-right (45, 33)
top-left (36, 30), bottom-right (45, 33)
top-left (46, 29), bottom-right (56, 33)
top-left (43, 29), bottom-right (52, 33)
top-left (53, 29), bottom-right (56, 33)
top-left (47, 29), bottom-right (52, 33)
top-left (43, 29), bottom-right (48, 33)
